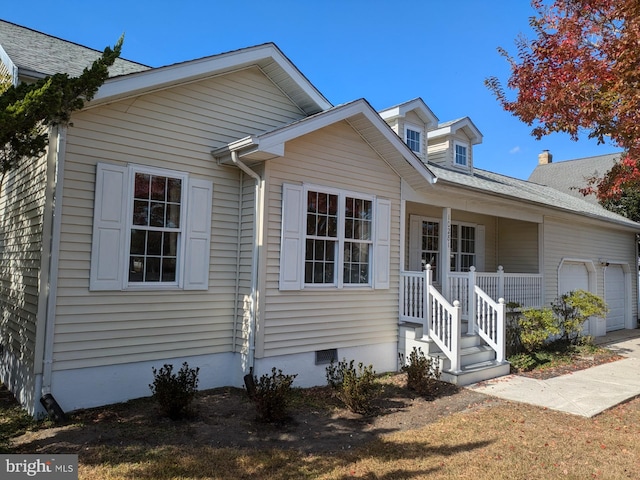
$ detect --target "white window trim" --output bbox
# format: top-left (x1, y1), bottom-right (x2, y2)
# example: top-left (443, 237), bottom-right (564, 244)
top-left (303, 183), bottom-right (375, 289)
top-left (453, 140), bottom-right (469, 168)
top-left (90, 162), bottom-right (213, 292)
top-left (279, 183), bottom-right (391, 291)
top-left (404, 123), bottom-right (423, 154)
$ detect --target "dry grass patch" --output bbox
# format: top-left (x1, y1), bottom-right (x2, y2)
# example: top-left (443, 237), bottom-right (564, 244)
top-left (5, 374), bottom-right (640, 479)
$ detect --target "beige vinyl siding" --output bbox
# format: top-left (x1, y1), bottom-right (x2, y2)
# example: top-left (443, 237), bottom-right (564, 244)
top-left (542, 216), bottom-right (637, 318)
top-left (53, 67), bottom-right (305, 371)
top-left (0, 146), bottom-right (48, 379)
top-left (497, 218), bottom-right (539, 273)
top-left (259, 121), bottom-right (401, 358)
top-left (426, 139), bottom-right (448, 166)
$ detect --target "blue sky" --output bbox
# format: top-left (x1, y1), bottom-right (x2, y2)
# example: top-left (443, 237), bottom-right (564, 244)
top-left (4, 1), bottom-right (621, 179)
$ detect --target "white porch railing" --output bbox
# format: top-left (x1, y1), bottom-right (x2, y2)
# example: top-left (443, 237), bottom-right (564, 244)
top-left (449, 266), bottom-right (543, 317)
top-left (474, 286), bottom-right (505, 362)
top-left (429, 284), bottom-right (462, 372)
top-left (399, 265), bottom-right (538, 370)
top-left (400, 266), bottom-right (543, 324)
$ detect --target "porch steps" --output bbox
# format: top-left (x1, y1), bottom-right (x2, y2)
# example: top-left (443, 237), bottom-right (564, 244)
top-left (399, 322), bottom-right (510, 386)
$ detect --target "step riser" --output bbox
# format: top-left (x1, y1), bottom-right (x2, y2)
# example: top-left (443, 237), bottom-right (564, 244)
top-left (399, 323), bottom-right (509, 385)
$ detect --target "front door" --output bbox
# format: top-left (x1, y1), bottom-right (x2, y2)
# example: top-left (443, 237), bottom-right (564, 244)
top-left (408, 215), bottom-right (484, 281)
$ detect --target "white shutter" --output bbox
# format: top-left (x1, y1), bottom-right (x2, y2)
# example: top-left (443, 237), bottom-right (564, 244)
top-left (90, 163), bottom-right (127, 291)
top-left (279, 183), bottom-right (304, 290)
top-left (476, 224), bottom-right (485, 271)
top-left (374, 198), bottom-right (391, 289)
top-left (184, 178), bottom-right (213, 290)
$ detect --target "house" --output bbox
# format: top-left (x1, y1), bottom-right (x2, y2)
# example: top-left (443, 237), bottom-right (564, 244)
top-left (1, 20), bottom-right (638, 416)
top-left (529, 151), bottom-right (622, 205)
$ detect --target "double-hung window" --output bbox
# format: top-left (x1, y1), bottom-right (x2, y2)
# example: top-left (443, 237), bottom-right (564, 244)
top-left (90, 162), bottom-right (213, 291)
top-left (129, 169), bottom-right (185, 285)
top-left (405, 125), bottom-right (422, 154)
top-left (280, 183), bottom-right (390, 290)
top-left (304, 188), bottom-right (373, 286)
top-left (454, 142), bottom-right (468, 167)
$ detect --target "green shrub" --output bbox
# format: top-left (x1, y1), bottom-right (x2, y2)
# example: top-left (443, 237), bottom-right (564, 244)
top-left (149, 362), bottom-right (199, 420)
top-left (551, 290), bottom-right (608, 345)
top-left (248, 368), bottom-right (297, 423)
top-left (399, 347), bottom-right (441, 396)
top-left (326, 359), bottom-right (379, 415)
top-left (518, 307), bottom-right (559, 352)
top-left (505, 302), bottom-right (524, 356)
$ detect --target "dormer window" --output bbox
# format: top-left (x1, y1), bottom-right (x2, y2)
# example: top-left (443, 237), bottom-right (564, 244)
top-left (454, 142), bottom-right (468, 167)
top-left (405, 124), bottom-right (422, 154)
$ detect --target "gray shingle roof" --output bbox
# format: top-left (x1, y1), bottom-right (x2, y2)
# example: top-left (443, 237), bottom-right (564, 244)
top-left (428, 161), bottom-right (639, 229)
top-left (528, 153), bottom-right (621, 205)
top-left (0, 19), bottom-right (149, 79)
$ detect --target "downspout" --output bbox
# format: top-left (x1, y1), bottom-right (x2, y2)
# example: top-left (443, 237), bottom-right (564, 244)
top-left (230, 151), bottom-right (262, 375)
top-left (35, 125), bottom-right (66, 421)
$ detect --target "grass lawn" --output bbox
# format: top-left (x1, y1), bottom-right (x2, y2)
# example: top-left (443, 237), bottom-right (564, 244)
top-left (3, 367), bottom-right (640, 480)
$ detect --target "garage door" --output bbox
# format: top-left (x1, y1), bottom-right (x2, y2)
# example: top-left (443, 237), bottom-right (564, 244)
top-left (559, 262), bottom-right (590, 334)
top-left (605, 265), bottom-right (625, 331)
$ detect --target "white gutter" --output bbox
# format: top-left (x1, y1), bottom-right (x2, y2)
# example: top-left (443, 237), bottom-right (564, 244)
top-left (230, 151), bottom-right (262, 374)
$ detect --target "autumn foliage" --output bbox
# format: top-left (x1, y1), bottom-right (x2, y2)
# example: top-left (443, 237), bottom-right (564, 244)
top-left (486, 0), bottom-right (640, 204)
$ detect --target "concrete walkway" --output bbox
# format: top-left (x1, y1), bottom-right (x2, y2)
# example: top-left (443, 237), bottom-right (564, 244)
top-left (468, 329), bottom-right (640, 417)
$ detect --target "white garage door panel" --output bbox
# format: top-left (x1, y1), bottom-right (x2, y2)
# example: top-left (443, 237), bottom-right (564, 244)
top-left (559, 263), bottom-right (589, 294)
top-left (605, 265), bottom-right (625, 331)
top-left (559, 262), bottom-right (590, 335)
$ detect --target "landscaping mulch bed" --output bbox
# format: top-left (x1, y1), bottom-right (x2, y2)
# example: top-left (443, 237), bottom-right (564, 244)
top-left (511, 348), bottom-right (623, 380)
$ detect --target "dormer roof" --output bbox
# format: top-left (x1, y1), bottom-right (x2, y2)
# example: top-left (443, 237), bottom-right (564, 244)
top-left (378, 98), bottom-right (438, 128)
top-left (427, 117), bottom-right (483, 145)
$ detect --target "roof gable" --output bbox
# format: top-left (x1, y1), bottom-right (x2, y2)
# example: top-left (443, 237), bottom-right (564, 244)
top-left (212, 99), bottom-right (436, 190)
top-left (90, 43), bottom-right (332, 116)
top-left (427, 117), bottom-right (483, 144)
top-left (379, 98), bottom-right (438, 128)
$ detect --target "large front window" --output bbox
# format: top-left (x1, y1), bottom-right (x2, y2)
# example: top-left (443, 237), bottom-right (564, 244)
top-left (129, 169), bottom-right (184, 284)
top-left (305, 189), bottom-right (373, 286)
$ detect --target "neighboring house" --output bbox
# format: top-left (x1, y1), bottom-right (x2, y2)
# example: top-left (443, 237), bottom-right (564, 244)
top-left (529, 151), bottom-right (622, 205)
top-left (1, 20), bottom-right (638, 416)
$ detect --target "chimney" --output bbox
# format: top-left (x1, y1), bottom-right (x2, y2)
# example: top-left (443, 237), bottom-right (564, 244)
top-left (538, 150), bottom-right (553, 165)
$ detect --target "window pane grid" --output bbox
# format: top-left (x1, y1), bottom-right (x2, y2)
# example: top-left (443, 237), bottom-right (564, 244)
top-left (406, 129), bottom-right (421, 153)
top-left (455, 144), bottom-right (467, 166)
top-left (304, 190), bottom-right (373, 286)
top-left (129, 172), bottom-right (182, 284)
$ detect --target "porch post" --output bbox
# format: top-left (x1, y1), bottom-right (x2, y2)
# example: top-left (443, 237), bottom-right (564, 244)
top-left (451, 300), bottom-right (461, 372)
top-left (424, 264), bottom-right (433, 338)
top-left (467, 266), bottom-right (476, 334)
top-left (497, 265), bottom-right (505, 299)
top-left (441, 207), bottom-right (451, 297)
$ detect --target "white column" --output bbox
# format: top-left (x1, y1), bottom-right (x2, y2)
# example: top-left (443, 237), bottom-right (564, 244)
top-left (441, 207), bottom-right (451, 296)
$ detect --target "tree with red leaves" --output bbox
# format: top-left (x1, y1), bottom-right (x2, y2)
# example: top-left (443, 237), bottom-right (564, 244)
top-left (486, 0), bottom-right (640, 217)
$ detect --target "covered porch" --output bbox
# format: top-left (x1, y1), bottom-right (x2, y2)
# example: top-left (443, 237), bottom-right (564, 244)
top-left (398, 199), bottom-right (545, 385)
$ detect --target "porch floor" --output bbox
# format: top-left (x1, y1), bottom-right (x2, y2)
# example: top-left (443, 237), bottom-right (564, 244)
top-left (469, 328), bottom-right (640, 417)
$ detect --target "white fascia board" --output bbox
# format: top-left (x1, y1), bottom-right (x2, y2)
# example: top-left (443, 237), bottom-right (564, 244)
top-left (215, 100), bottom-right (437, 184)
top-left (0, 45), bottom-right (18, 86)
top-left (90, 44), bottom-right (332, 110)
top-left (257, 100), bottom-right (437, 184)
top-left (379, 98), bottom-right (438, 127)
top-left (428, 117), bottom-right (483, 144)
